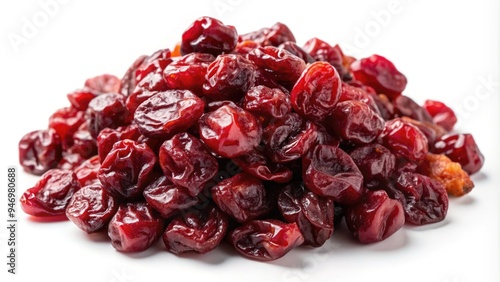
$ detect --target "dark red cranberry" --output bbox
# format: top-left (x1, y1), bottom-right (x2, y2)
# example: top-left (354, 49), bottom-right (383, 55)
top-left (393, 95), bottom-right (433, 123)
top-left (231, 146), bottom-right (293, 183)
top-left (97, 124), bottom-right (141, 163)
top-left (239, 22), bottom-right (296, 47)
top-left (163, 53), bottom-right (215, 95)
top-left (67, 88), bottom-right (100, 111)
top-left (119, 55), bottom-right (148, 97)
top-left (135, 48), bottom-right (172, 82)
top-left (339, 82), bottom-right (381, 115)
top-left (230, 219), bottom-right (304, 261)
top-left (379, 118), bottom-right (429, 161)
top-left (423, 100), bottom-right (457, 131)
top-left (345, 190), bottom-right (405, 244)
top-left (433, 134), bottom-right (484, 175)
top-left (20, 169), bottom-right (80, 217)
top-left (302, 145), bottom-right (364, 205)
top-left (278, 41), bottom-right (315, 63)
top-left (86, 93), bottom-right (131, 138)
top-left (181, 16), bottom-right (237, 56)
top-left (242, 85), bottom-right (291, 120)
top-left (19, 129), bottom-right (62, 175)
top-left (303, 37), bottom-right (344, 76)
top-left (74, 156), bottom-right (100, 187)
top-left (350, 144), bottom-right (396, 188)
top-left (57, 153), bottom-right (84, 170)
top-left (400, 117), bottom-right (446, 149)
top-left (372, 94), bottom-right (396, 120)
top-left (69, 126), bottom-right (97, 159)
top-left (108, 202), bottom-right (164, 252)
top-left (84, 74), bottom-right (121, 94)
top-left (278, 182), bottom-right (334, 247)
top-left (49, 107), bottom-right (86, 148)
top-left (66, 183), bottom-right (119, 233)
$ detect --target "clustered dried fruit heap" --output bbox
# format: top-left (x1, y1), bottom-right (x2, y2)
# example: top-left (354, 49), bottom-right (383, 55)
top-left (18, 16), bottom-right (485, 261)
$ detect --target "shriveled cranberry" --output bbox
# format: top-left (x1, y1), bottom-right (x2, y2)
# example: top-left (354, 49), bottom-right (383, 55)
top-left (327, 100), bottom-right (385, 144)
top-left (379, 118), bottom-right (429, 161)
top-left (392, 172), bottom-right (448, 225)
top-left (278, 182), bottom-right (334, 247)
top-left (163, 205), bottom-right (228, 254)
top-left (66, 183), bottom-right (119, 233)
top-left (316, 124), bottom-right (341, 147)
top-left (339, 83), bottom-right (380, 115)
top-left (119, 55), bottom-right (148, 97)
top-left (69, 126), bottom-right (97, 159)
top-left (211, 173), bottom-right (273, 223)
top-left (345, 190), bottom-right (404, 244)
top-left (239, 22), bottom-right (296, 47)
top-left (20, 169), bottom-right (80, 217)
top-left (181, 16), bottom-right (237, 56)
top-left (247, 46), bottom-right (306, 90)
top-left (198, 102), bottom-right (261, 158)
top-left (233, 40), bottom-right (259, 55)
top-left (242, 85), bottom-right (291, 120)
top-left (143, 175), bottom-right (199, 219)
top-left (433, 134), bottom-right (484, 175)
top-left (86, 93), bottom-right (131, 138)
top-left (290, 61), bottom-right (341, 122)
top-left (393, 95), bottom-right (433, 123)
top-left (19, 129), bottom-right (62, 175)
top-left (67, 88), bottom-right (100, 111)
top-left (49, 107), bottom-right (86, 148)
top-left (350, 144), bottom-right (396, 188)
top-left (372, 94), bottom-right (395, 120)
top-left (423, 100), bottom-right (457, 131)
top-left (84, 74), bottom-right (121, 94)
top-left (303, 38), bottom-right (344, 76)
top-left (98, 140), bottom-right (156, 199)
top-left (202, 54), bottom-right (256, 101)
top-left (57, 153), bottom-right (84, 170)
top-left (108, 202), bottom-right (164, 252)
top-left (135, 48), bottom-right (172, 82)
top-left (232, 146), bottom-right (293, 183)
top-left (74, 156), bottom-right (100, 187)
top-left (263, 113), bottom-right (318, 163)
top-left (350, 54), bottom-right (407, 99)
top-left (400, 116), bottom-right (446, 149)
top-left (97, 124), bottom-right (141, 163)
top-left (163, 53), bottom-right (215, 95)
top-left (159, 133), bottom-right (219, 196)
top-left (302, 145), bottom-right (364, 205)
top-left (230, 219), bottom-right (304, 261)
top-left (278, 41), bottom-right (315, 63)
top-left (134, 89), bottom-right (204, 139)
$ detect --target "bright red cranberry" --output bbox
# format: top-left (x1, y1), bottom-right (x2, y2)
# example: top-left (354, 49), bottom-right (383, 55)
top-left (302, 145), bottom-right (364, 205)
top-left (84, 74), bottom-right (121, 94)
top-left (393, 95), bottom-right (433, 123)
top-left (290, 61), bottom-right (341, 122)
top-left (278, 182), bottom-right (334, 247)
top-left (49, 107), bottom-right (86, 148)
top-left (379, 118), bottom-right (429, 161)
top-left (303, 37), bottom-right (345, 77)
top-left (278, 41), bottom-right (316, 63)
top-left (239, 22), bottom-right (295, 47)
top-left (423, 100), bottom-right (458, 131)
top-left (230, 219), bottom-right (304, 261)
top-left (198, 102), bottom-right (262, 158)
top-left (163, 205), bottom-right (228, 254)
top-left (86, 93), bottom-right (131, 138)
top-left (57, 153), bottom-right (84, 170)
top-left (339, 82), bottom-right (381, 115)
top-left (242, 85), bottom-right (292, 121)
top-left (19, 129), bottom-right (62, 175)
top-left (350, 144), bottom-right (396, 188)
top-left (232, 146), bottom-right (293, 183)
top-left (345, 190), bottom-right (405, 244)
top-left (66, 183), bottom-right (119, 233)
top-left (108, 202), bottom-right (164, 252)
top-left (163, 53), bottom-right (215, 96)
top-left (119, 55), bottom-right (148, 97)
top-left (97, 124), bottom-right (141, 163)
top-left (433, 134), bottom-right (484, 175)
top-left (399, 117), bottom-right (446, 150)
top-left (350, 54), bottom-right (407, 99)
top-left (181, 16), bottom-right (237, 56)
top-left (74, 156), bottom-right (100, 187)
top-left (20, 169), bottom-right (80, 217)
top-left (67, 88), bottom-right (100, 111)
top-left (135, 48), bottom-right (172, 82)
top-left (159, 133), bottom-right (219, 196)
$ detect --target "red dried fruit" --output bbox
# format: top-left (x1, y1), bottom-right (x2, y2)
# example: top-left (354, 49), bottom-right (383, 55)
top-left (67, 88), bottom-right (100, 111)
top-left (278, 41), bottom-right (315, 64)
top-left (379, 118), bottom-right (429, 161)
top-left (86, 93), bottom-right (131, 138)
top-left (84, 74), bottom-right (121, 94)
top-left (119, 55), bottom-right (148, 97)
top-left (393, 95), bottom-right (433, 123)
top-left (74, 156), bottom-right (100, 187)
top-left (433, 133), bottom-right (484, 175)
top-left (57, 153), bottom-right (85, 170)
top-left (163, 53), bottom-right (215, 95)
top-left (239, 22), bottom-right (296, 47)
top-left (350, 144), bottom-right (396, 188)
top-left (339, 83), bottom-right (381, 115)
top-left (303, 37), bottom-right (345, 77)
top-left (19, 129), bottom-right (62, 175)
top-left (181, 16), bottom-right (237, 56)
top-left (69, 126), bottom-right (97, 159)
top-left (242, 85), bottom-right (291, 121)
top-left (423, 100), bottom-right (457, 131)
top-left (97, 124), bottom-right (141, 163)
top-left (49, 107), bottom-right (86, 148)
top-left (232, 146), bottom-right (293, 183)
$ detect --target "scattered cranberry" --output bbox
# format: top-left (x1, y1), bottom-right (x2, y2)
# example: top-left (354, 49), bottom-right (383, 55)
top-left (433, 134), bottom-right (484, 175)
top-left (423, 100), bottom-right (457, 131)
top-left (19, 129), bottom-right (62, 175)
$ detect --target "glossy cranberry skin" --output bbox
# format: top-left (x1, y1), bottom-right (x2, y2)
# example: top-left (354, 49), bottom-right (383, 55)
top-left (67, 88), bottom-right (100, 111)
top-left (290, 61), bottom-right (341, 122)
top-left (278, 182), bottom-right (334, 247)
top-left (86, 93), bottom-right (130, 138)
top-left (230, 219), bottom-right (304, 261)
top-left (108, 202), bottom-right (164, 252)
top-left (393, 172), bottom-right (448, 225)
top-left (134, 90), bottom-right (205, 139)
top-left (84, 74), bottom-right (121, 94)
top-left (239, 22), bottom-right (296, 47)
top-left (159, 133), bottom-right (219, 196)
top-left (350, 55), bottom-right (407, 99)
top-left (303, 38), bottom-right (344, 76)
top-left (379, 118), bottom-right (429, 161)
top-left (49, 107), bottom-right (86, 147)
top-left (345, 190), bottom-right (405, 244)
top-left (423, 100), bottom-right (457, 131)
top-left (278, 41), bottom-right (315, 64)
top-left (134, 48), bottom-right (172, 83)
top-left (74, 156), bottom-right (100, 186)
top-left (339, 83), bottom-right (380, 114)
top-left (232, 146), bottom-right (293, 183)
top-left (69, 126), bottom-right (97, 159)
top-left (203, 54), bottom-right (256, 101)
top-left (211, 173), bottom-right (273, 223)
top-left (350, 144), bottom-right (396, 188)
top-left (393, 95), bottom-right (433, 123)
top-left (302, 145), bottom-right (364, 205)
top-left (20, 169), bottom-right (80, 217)
top-left (163, 205), bottom-right (228, 254)
top-left (373, 94), bottom-right (396, 120)
top-left (97, 124), bottom-right (141, 163)
top-left (98, 140), bottom-right (156, 199)
top-left (57, 153), bottom-right (85, 170)
top-left (66, 183), bottom-right (119, 233)
top-left (163, 53), bottom-right (215, 95)
top-left (328, 100), bottom-right (385, 144)
top-left (242, 85), bottom-right (291, 121)
top-left (181, 16), bottom-right (237, 56)
top-left (119, 55), bottom-right (148, 97)
top-left (19, 129), bottom-right (62, 175)
top-left (143, 175), bottom-right (199, 219)
top-left (433, 134), bottom-right (484, 175)
top-left (198, 103), bottom-right (262, 158)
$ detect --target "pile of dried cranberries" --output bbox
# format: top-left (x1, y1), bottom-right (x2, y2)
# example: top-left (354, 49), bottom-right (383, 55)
top-left (18, 17), bottom-right (485, 261)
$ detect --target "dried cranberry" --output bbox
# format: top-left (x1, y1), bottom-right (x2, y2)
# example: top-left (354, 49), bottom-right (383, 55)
top-left (400, 117), bottom-right (446, 149)
top-left (20, 169), bottom-right (80, 217)
top-left (393, 95), bottom-right (433, 123)
top-left (290, 61), bottom-right (341, 122)
top-left (181, 16), bottom-right (237, 56)
top-left (379, 118), bottom-right (429, 161)
top-left (135, 48), bottom-right (172, 82)
top-left (278, 41), bottom-right (315, 63)
top-left (278, 182), bottom-right (334, 247)
top-left (67, 88), bottom-right (100, 111)
top-left (303, 38), bottom-right (344, 76)
top-left (423, 100), bottom-right (457, 131)
top-left (345, 190), bottom-right (404, 244)
top-left (230, 219), bottom-right (304, 261)
top-left (372, 94), bottom-right (395, 120)
top-left (134, 90), bottom-right (204, 139)
top-left (108, 202), bottom-right (164, 252)
top-left (57, 153), bottom-right (84, 170)
top-left (242, 85), bottom-right (291, 120)
top-left (19, 129), bottom-right (62, 175)
top-left (350, 144), bottom-right (396, 188)
top-left (159, 133), bottom-right (219, 196)
top-left (74, 156), bottom-right (100, 187)
top-left (163, 53), bottom-right (215, 95)
top-left (163, 205), bottom-right (228, 254)
top-left (239, 22), bottom-right (296, 47)
top-left (86, 93), bottom-right (131, 138)
top-left (433, 134), bottom-right (484, 175)
top-left (98, 140), bottom-right (156, 199)
top-left (339, 83), bottom-right (380, 115)
top-left (49, 107), bottom-right (86, 148)
top-left (66, 183), bottom-right (119, 233)
top-left (302, 145), bottom-right (364, 205)
top-left (84, 74), bottom-right (121, 94)
top-left (97, 124), bottom-right (141, 163)
top-left (69, 126), bottom-right (97, 159)
top-left (232, 146), bottom-right (293, 183)
top-left (119, 55), bottom-right (148, 97)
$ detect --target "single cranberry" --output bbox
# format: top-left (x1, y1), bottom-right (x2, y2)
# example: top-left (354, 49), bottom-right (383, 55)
top-left (181, 16), bottom-right (238, 56)
top-left (350, 144), bottom-right (396, 188)
top-left (303, 37), bottom-right (344, 76)
top-left (393, 95), bottom-right (433, 123)
top-left (49, 107), bottom-right (86, 148)
top-left (97, 124), bottom-right (141, 163)
top-left (433, 134), bottom-right (484, 175)
top-left (339, 82), bottom-right (381, 115)
top-left (19, 129), bottom-right (62, 175)
top-left (74, 156), bottom-right (100, 187)
top-left (86, 93), bottom-right (131, 138)
top-left (67, 88), bottom-right (100, 111)
top-left (69, 126), bottom-right (97, 159)
top-left (242, 85), bottom-right (291, 120)
top-left (135, 48), bottom-right (172, 82)
top-left (378, 118), bottom-right (429, 161)
top-left (423, 100), bottom-right (457, 131)
top-left (231, 146), bottom-right (293, 183)
top-left (400, 116), bottom-right (446, 149)
top-left (278, 41), bottom-right (315, 63)
top-left (84, 74), bottom-right (121, 94)
top-left (163, 53), bottom-right (215, 96)
top-left (239, 22), bottom-right (296, 47)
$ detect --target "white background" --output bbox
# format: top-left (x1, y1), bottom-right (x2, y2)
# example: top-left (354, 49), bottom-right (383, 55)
top-left (0, 0), bottom-right (499, 281)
